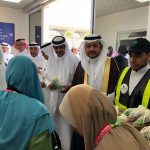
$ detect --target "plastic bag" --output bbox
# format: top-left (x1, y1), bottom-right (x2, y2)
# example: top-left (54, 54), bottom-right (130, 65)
top-left (127, 105), bottom-right (146, 123)
top-left (132, 109), bottom-right (150, 130)
top-left (123, 108), bottom-right (135, 116)
top-left (51, 78), bottom-right (64, 90)
top-left (117, 113), bottom-right (128, 123)
top-left (140, 126), bottom-right (150, 145)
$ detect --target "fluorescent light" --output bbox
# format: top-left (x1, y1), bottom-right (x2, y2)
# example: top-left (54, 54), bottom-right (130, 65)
top-left (2, 0), bottom-right (22, 3)
top-left (136, 0), bottom-right (150, 2)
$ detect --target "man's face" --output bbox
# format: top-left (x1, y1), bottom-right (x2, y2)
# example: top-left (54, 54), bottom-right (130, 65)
top-left (15, 41), bottom-right (26, 52)
top-left (2, 46), bottom-right (9, 53)
top-left (85, 41), bottom-right (102, 59)
top-left (129, 52), bottom-right (150, 71)
top-left (72, 48), bottom-right (79, 55)
top-left (30, 47), bottom-right (39, 57)
top-left (53, 44), bottom-right (66, 57)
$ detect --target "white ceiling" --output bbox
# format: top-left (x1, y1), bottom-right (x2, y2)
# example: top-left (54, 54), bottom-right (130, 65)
top-left (0, 0), bottom-right (37, 9)
top-left (96, 0), bottom-right (149, 17)
top-left (0, 0), bottom-right (149, 15)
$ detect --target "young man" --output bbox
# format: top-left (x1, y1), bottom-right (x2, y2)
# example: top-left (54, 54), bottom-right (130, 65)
top-left (14, 38), bottom-right (29, 56)
top-left (115, 38), bottom-right (150, 110)
top-left (44, 36), bottom-right (79, 150)
top-left (0, 42), bottom-right (14, 65)
top-left (72, 34), bottom-right (120, 95)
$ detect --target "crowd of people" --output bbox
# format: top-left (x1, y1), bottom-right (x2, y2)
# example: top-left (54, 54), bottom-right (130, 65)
top-left (0, 34), bottom-right (150, 150)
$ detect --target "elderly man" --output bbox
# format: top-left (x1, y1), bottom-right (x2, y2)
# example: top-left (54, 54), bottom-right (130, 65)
top-left (14, 38), bottom-right (29, 56)
top-left (28, 42), bottom-right (47, 88)
top-left (44, 36), bottom-right (79, 150)
top-left (0, 42), bottom-right (14, 65)
top-left (29, 42), bottom-right (46, 69)
top-left (115, 38), bottom-right (150, 110)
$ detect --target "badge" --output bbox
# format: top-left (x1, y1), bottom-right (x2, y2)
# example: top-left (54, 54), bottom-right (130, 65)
top-left (121, 84), bottom-right (128, 94)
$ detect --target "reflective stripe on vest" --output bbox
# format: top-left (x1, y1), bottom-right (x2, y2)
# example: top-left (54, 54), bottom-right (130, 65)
top-left (115, 67), bottom-right (129, 110)
top-left (142, 79), bottom-right (150, 107)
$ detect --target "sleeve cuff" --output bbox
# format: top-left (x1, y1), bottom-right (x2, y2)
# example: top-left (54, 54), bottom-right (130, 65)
top-left (45, 80), bottom-right (51, 87)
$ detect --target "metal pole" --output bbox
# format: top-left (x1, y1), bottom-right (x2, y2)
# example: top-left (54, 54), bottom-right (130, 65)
top-left (91, 0), bottom-right (96, 34)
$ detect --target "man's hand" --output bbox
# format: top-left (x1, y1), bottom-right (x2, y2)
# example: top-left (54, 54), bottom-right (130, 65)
top-left (59, 85), bottom-right (71, 93)
top-left (40, 82), bottom-right (46, 88)
top-left (48, 83), bottom-right (57, 90)
top-left (37, 68), bottom-right (42, 74)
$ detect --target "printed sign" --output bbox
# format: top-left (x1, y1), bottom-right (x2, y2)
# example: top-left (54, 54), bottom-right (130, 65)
top-left (35, 26), bottom-right (41, 46)
top-left (0, 22), bottom-right (15, 46)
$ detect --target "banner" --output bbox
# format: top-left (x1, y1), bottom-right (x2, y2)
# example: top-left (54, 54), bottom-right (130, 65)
top-left (0, 22), bottom-right (15, 46)
top-left (35, 26), bottom-right (41, 46)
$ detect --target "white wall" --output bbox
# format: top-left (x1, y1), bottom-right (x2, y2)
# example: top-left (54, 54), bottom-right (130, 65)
top-left (95, 6), bottom-right (149, 50)
top-left (0, 6), bottom-right (29, 42)
top-left (146, 3), bottom-right (150, 41)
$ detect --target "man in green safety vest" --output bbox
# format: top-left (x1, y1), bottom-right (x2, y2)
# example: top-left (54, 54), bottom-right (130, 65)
top-left (115, 38), bottom-right (150, 110)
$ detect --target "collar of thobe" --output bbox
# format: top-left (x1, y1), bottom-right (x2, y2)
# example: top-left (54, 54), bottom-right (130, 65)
top-left (4, 51), bottom-right (11, 55)
top-left (17, 49), bottom-right (28, 53)
top-left (56, 54), bottom-right (65, 62)
top-left (88, 56), bottom-right (99, 64)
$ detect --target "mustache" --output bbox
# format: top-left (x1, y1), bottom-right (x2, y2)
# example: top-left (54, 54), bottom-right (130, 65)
top-left (88, 51), bottom-right (96, 54)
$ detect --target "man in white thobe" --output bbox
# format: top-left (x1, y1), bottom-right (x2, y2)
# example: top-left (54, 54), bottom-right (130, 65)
top-left (28, 42), bottom-right (47, 88)
top-left (0, 42), bottom-right (14, 65)
top-left (44, 36), bottom-right (79, 150)
top-left (14, 39), bottom-right (29, 56)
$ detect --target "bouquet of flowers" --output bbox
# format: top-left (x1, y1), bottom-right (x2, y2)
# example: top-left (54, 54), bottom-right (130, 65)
top-left (51, 78), bottom-right (64, 90)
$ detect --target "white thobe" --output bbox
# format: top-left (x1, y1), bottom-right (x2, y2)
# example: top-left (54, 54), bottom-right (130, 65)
top-left (0, 65), bottom-right (6, 90)
top-left (3, 53), bottom-right (14, 65)
top-left (129, 64), bottom-right (150, 95)
top-left (44, 55), bottom-right (79, 150)
top-left (15, 49), bottom-right (29, 56)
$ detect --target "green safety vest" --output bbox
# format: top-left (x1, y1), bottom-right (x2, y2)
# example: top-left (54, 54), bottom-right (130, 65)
top-left (115, 67), bottom-right (150, 110)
